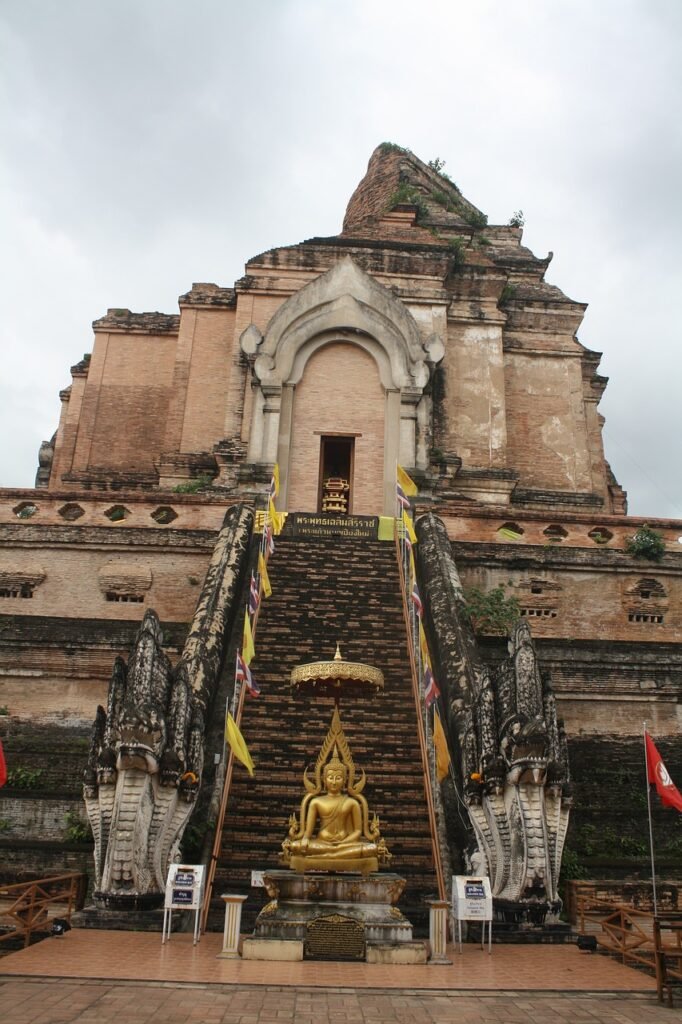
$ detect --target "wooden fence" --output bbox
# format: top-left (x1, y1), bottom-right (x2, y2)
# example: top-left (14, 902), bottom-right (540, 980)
top-left (0, 872), bottom-right (87, 948)
top-left (570, 888), bottom-right (682, 1006)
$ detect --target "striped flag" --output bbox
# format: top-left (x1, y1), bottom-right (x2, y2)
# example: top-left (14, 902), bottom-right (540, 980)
top-left (236, 650), bottom-right (260, 697)
top-left (269, 464), bottom-right (280, 499)
top-left (396, 482), bottom-right (411, 510)
top-left (424, 664), bottom-right (441, 708)
top-left (264, 523), bottom-right (275, 557)
top-left (418, 620), bottom-right (430, 667)
top-left (411, 579), bottom-right (423, 618)
top-left (248, 571), bottom-right (260, 616)
top-left (0, 738), bottom-right (6, 788)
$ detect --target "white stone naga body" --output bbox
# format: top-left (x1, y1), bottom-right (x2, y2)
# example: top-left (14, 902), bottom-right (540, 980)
top-left (82, 505), bottom-right (253, 909)
top-left (454, 622), bottom-right (572, 917)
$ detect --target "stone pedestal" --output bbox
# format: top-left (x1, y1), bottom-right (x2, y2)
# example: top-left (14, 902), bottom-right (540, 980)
top-left (243, 870), bottom-right (427, 963)
top-left (427, 899), bottom-right (452, 964)
top-left (217, 894), bottom-right (248, 958)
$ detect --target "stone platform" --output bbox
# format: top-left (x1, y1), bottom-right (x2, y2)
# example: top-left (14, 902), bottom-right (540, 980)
top-left (243, 870), bottom-right (427, 963)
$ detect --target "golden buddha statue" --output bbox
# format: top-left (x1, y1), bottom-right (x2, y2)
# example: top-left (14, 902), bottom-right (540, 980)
top-left (281, 709), bottom-right (390, 875)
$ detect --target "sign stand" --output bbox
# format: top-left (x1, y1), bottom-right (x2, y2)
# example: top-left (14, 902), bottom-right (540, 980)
top-left (162, 864), bottom-right (205, 945)
top-left (451, 876), bottom-right (493, 954)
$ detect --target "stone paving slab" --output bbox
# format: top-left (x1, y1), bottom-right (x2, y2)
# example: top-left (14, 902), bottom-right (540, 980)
top-left (0, 979), bottom-right (676, 1024)
top-left (0, 929), bottom-right (658, 992)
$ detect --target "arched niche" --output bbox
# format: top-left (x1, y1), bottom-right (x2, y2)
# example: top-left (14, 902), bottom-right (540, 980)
top-left (241, 256), bottom-right (444, 514)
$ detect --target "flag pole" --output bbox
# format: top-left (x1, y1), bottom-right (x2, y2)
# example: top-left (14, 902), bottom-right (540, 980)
top-left (643, 721), bottom-right (658, 917)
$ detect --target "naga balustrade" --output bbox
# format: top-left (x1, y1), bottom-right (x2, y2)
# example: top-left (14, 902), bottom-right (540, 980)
top-left (0, 872), bottom-right (87, 947)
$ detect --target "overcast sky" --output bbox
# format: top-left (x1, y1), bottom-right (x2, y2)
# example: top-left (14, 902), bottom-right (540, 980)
top-left (1, 0), bottom-right (680, 520)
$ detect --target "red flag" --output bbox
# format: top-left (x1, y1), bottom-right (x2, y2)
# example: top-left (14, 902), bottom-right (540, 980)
top-left (645, 732), bottom-right (682, 813)
top-left (0, 738), bottom-right (6, 788)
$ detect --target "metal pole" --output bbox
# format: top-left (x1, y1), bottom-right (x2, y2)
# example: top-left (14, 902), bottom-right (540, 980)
top-left (643, 721), bottom-right (658, 917)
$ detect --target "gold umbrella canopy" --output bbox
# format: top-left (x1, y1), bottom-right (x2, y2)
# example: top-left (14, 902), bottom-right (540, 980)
top-left (290, 643), bottom-right (384, 701)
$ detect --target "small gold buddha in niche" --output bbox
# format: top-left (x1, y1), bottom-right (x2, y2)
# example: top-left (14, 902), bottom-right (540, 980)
top-left (281, 709), bottom-right (390, 875)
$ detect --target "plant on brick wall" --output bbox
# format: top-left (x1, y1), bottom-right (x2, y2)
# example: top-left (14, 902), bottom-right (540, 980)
top-left (6, 766), bottom-right (44, 789)
top-left (387, 182), bottom-right (429, 222)
top-left (463, 208), bottom-right (488, 230)
top-left (0, 818), bottom-right (12, 833)
top-left (626, 524), bottom-right (665, 561)
top-left (447, 237), bottom-right (466, 271)
top-left (181, 818), bottom-right (216, 861)
top-left (508, 210), bottom-right (525, 228)
top-left (464, 585), bottom-right (521, 635)
top-left (173, 474), bottom-right (214, 494)
top-left (379, 141), bottom-right (408, 155)
top-left (64, 810), bottom-right (93, 844)
top-left (0, 704), bottom-right (8, 715)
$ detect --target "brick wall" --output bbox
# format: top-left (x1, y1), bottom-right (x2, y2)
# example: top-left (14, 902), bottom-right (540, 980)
top-left (70, 332), bottom-right (177, 477)
top-left (504, 351), bottom-right (593, 491)
top-left (179, 308), bottom-right (237, 452)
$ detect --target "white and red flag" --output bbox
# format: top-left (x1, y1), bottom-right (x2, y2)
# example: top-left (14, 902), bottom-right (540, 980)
top-left (236, 650), bottom-right (260, 698)
top-left (645, 732), bottom-right (682, 813)
top-left (248, 571), bottom-right (260, 617)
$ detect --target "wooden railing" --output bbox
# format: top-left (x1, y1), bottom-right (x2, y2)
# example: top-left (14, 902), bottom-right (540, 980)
top-left (0, 872), bottom-right (87, 947)
top-left (574, 891), bottom-right (682, 1004)
top-left (576, 894), bottom-right (655, 969)
top-left (654, 917), bottom-right (682, 1007)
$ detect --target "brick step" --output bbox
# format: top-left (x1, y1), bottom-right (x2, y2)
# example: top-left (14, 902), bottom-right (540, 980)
top-left (211, 534), bottom-right (438, 936)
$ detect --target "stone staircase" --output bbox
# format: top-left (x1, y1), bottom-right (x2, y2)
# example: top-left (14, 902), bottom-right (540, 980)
top-left (207, 530), bottom-right (438, 934)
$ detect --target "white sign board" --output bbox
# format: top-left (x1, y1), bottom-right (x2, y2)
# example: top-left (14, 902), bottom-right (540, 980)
top-left (452, 875), bottom-right (492, 922)
top-left (250, 870), bottom-right (265, 888)
top-left (163, 864), bottom-right (205, 946)
top-left (165, 864), bottom-right (205, 911)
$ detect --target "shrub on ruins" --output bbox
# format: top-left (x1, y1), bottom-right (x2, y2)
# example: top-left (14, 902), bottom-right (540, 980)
top-left (64, 810), bottom-right (93, 844)
top-left (464, 585), bottom-right (520, 635)
top-left (626, 524), bottom-right (665, 561)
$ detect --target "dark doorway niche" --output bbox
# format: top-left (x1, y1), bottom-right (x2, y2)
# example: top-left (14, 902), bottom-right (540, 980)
top-left (318, 436), bottom-right (354, 514)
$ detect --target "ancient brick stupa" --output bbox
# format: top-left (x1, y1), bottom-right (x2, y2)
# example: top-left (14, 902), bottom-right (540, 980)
top-left (0, 144), bottom-right (679, 936)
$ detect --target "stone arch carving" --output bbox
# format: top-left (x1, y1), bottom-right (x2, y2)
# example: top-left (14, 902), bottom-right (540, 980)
top-left (240, 257), bottom-right (444, 512)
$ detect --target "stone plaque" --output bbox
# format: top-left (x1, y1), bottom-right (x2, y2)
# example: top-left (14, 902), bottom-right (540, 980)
top-left (286, 513), bottom-right (379, 540)
top-left (304, 913), bottom-right (366, 961)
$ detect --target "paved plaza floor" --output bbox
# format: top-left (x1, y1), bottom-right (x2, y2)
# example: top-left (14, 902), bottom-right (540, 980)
top-left (0, 929), bottom-right (675, 1023)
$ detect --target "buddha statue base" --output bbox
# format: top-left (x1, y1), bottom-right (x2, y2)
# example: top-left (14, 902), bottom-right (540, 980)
top-left (288, 854), bottom-right (378, 875)
top-left (243, 870), bottom-right (426, 963)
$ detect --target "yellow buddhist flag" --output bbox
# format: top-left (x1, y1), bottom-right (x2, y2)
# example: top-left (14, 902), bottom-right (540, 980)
top-left (225, 713), bottom-right (254, 776)
top-left (402, 508), bottom-right (417, 544)
top-left (408, 547), bottom-right (417, 583)
top-left (258, 551), bottom-right (272, 598)
top-left (242, 610), bottom-right (255, 666)
top-left (433, 711), bottom-right (451, 782)
top-left (268, 496), bottom-right (283, 536)
top-left (397, 464), bottom-right (418, 497)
